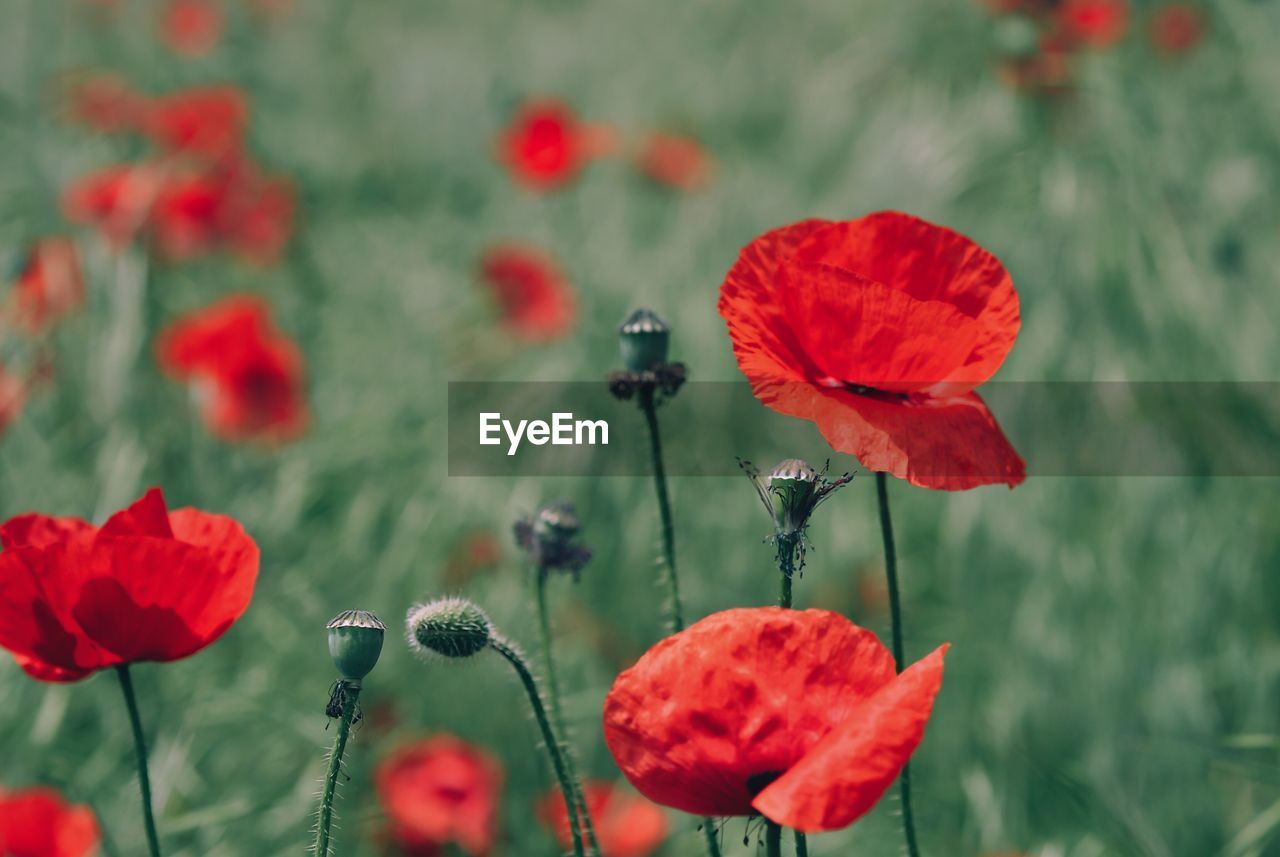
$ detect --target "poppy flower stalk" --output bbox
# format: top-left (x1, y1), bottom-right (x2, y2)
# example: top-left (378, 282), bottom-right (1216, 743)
top-left (115, 665), bottom-right (162, 857)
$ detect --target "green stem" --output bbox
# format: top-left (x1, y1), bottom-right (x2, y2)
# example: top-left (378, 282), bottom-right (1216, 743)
top-left (534, 572), bottom-right (601, 856)
top-left (776, 535), bottom-right (797, 609)
top-left (314, 680), bottom-right (361, 857)
top-left (639, 386), bottom-right (682, 633)
top-left (765, 821), bottom-right (782, 857)
top-left (114, 666), bottom-right (162, 857)
top-left (875, 472), bottom-right (920, 857)
top-left (795, 831), bottom-right (808, 857)
top-left (490, 638), bottom-right (585, 857)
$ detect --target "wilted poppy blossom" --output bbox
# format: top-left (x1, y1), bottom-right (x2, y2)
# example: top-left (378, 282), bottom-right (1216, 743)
top-left (1056, 0), bottom-right (1129, 48)
top-left (7, 238), bottom-right (83, 333)
top-left (0, 487), bottom-right (258, 682)
top-left (0, 786), bottom-right (100, 857)
top-left (478, 243), bottom-right (577, 342)
top-left (538, 781), bottom-right (668, 857)
top-left (1149, 5), bottom-right (1204, 55)
top-left (604, 608), bottom-right (946, 832)
top-left (375, 735), bottom-right (503, 857)
top-left (160, 0), bottom-right (224, 58)
top-left (636, 132), bottom-right (714, 191)
top-left (157, 295), bottom-right (307, 442)
top-left (719, 210), bottom-right (1024, 490)
top-left (497, 100), bottom-right (616, 191)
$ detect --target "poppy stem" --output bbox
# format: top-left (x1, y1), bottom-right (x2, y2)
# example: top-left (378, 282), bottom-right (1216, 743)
top-left (776, 534), bottom-right (798, 609)
top-left (490, 636), bottom-right (587, 857)
top-left (875, 472), bottom-right (921, 857)
top-left (114, 666), bottom-right (162, 857)
top-left (534, 570), bottom-right (601, 856)
top-left (314, 680), bottom-right (361, 857)
top-left (639, 386), bottom-right (683, 633)
top-left (795, 831), bottom-right (808, 857)
top-left (765, 821), bottom-right (783, 857)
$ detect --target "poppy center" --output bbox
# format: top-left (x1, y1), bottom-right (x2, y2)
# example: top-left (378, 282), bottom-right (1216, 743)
top-left (845, 383), bottom-right (912, 403)
top-left (745, 770), bottom-right (784, 797)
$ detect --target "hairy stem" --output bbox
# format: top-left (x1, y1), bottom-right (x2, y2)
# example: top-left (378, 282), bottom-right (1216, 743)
top-left (491, 638), bottom-right (585, 857)
top-left (875, 472), bottom-right (920, 857)
top-left (314, 680), bottom-right (361, 857)
top-left (114, 666), bottom-right (162, 857)
top-left (639, 386), bottom-right (682, 633)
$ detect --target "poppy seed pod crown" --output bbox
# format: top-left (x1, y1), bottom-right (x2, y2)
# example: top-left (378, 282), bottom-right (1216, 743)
top-left (327, 610), bottom-right (386, 681)
top-left (618, 308), bottom-right (671, 372)
top-left (407, 598), bottom-right (493, 660)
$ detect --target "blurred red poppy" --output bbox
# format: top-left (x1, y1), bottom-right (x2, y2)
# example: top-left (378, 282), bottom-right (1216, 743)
top-left (538, 781), bottom-right (668, 857)
top-left (62, 73), bottom-right (146, 134)
top-left (141, 85), bottom-right (248, 161)
top-left (218, 172), bottom-right (296, 265)
top-left (0, 487), bottom-right (258, 682)
top-left (1149, 5), bottom-right (1204, 55)
top-left (1056, 0), bottom-right (1129, 48)
top-left (636, 132), bottom-right (713, 191)
top-left (718, 211), bottom-right (1024, 490)
top-left (0, 786), bottom-right (100, 857)
top-left (161, 0), bottom-right (224, 58)
top-left (62, 163), bottom-right (165, 250)
top-left (375, 735), bottom-right (503, 857)
top-left (497, 100), bottom-right (616, 191)
top-left (7, 238), bottom-right (83, 333)
top-left (157, 295), bottom-right (307, 442)
top-left (0, 364), bottom-right (24, 437)
top-left (478, 244), bottom-right (577, 342)
top-left (604, 608), bottom-right (945, 832)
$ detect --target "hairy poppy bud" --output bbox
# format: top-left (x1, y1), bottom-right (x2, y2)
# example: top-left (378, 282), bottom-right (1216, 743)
top-left (327, 610), bottom-right (386, 681)
top-left (618, 308), bottom-right (670, 372)
top-left (407, 597), bottom-right (493, 659)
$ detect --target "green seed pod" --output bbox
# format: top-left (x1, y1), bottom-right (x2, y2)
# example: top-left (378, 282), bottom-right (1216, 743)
top-left (618, 308), bottom-right (671, 372)
top-left (326, 610), bottom-right (386, 681)
top-left (407, 597), bottom-right (493, 659)
top-left (768, 458), bottom-right (820, 533)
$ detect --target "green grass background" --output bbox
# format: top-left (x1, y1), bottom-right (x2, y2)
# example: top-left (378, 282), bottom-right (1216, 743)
top-left (1, 0), bottom-right (1279, 855)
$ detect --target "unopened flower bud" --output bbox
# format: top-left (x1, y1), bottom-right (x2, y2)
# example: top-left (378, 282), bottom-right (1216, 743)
top-left (407, 597), bottom-right (493, 659)
top-left (618, 308), bottom-right (671, 372)
top-left (327, 610), bottom-right (386, 681)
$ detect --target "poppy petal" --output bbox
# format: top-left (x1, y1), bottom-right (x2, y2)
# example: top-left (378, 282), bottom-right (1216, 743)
top-left (99, 487), bottom-right (174, 538)
top-left (0, 515), bottom-right (93, 550)
top-left (752, 644), bottom-right (948, 831)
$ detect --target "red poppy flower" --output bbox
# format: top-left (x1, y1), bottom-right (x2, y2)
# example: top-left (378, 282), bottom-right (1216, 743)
top-left (148, 170), bottom-right (231, 261)
top-left (157, 295), bottom-right (307, 442)
top-left (62, 163), bottom-right (167, 250)
top-left (375, 735), bottom-right (503, 857)
top-left (141, 85), bottom-right (248, 161)
top-left (7, 238), bottom-right (83, 333)
top-left (0, 787), bottom-right (100, 857)
top-left (718, 211), bottom-right (1024, 490)
top-left (218, 173), bottom-right (296, 265)
top-left (497, 100), bottom-right (616, 191)
top-left (0, 487), bottom-right (258, 683)
top-left (604, 608), bottom-right (946, 833)
top-left (1149, 5), bottom-right (1204, 55)
top-left (0, 364), bottom-right (24, 437)
top-left (1056, 0), bottom-right (1129, 48)
top-left (478, 243), bottom-right (577, 342)
top-left (160, 0), bottom-right (224, 58)
top-left (636, 132), bottom-right (714, 191)
top-left (62, 73), bottom-right (146, 134)
top-left (538, 781), bottom-right (668, 857)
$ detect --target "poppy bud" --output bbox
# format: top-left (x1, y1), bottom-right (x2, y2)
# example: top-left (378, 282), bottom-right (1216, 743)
top-left (618, 308), bottom-right (670, 372)
top-left (327, 610), bottom-right (386, 681)
top-left (514, 501), bottom-right (592, 578)
top-left (407, 597), bottom-right (493, 659)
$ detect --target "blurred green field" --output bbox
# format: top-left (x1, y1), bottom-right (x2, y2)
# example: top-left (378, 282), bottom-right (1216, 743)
top-left (2, 0), bottom-right (1280, 855)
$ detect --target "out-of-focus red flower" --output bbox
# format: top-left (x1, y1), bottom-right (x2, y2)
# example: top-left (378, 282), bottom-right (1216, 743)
top-left (161, 0), bottom-right (224, 58)
top-left (0, 364), bottom-right (25, 437)
top-left (1149, 5), bottom-right (1204, 55)
top-left (1057, 0), bottom-right (1129, 48)
top-left (445, 530), bottom-right (502, 586)
top-left (636, 132), bottom-right (713, 191)
top-left (375, 735), bottom-right (503, 857)
top-left (141, 85), bottom-right (248, 161)
top-left (62, 73), bottom-right (146, 134)
top-left (538, 781), bottom-right (668, 857)
top-left (718, 211), bottom-right (1024, 490)
top-left (157, 295), bottom-right (307, 442)
top-left (0, 487), bottom-right (258, 682)
top-left (0, 787), bottom-right (100, 857)
top-left (478, 244), bottom-right (577, 342)
top-left (149, 171), bottom-right (231, 261)
top-left (604, 608), bottom-right (946, 832)
top-left (497, 100), bottom-right (616, 191)
top-left (218, 173), bottom-right (296, 265)
top-left (7, 238), bottom-right (83, 333)
top-left (62, 163), bottom-right (167, 250)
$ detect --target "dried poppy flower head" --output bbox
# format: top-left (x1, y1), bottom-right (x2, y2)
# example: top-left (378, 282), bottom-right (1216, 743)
top-left (0, 364), bottom-right (25, 437)
top-left (0, 786), bottom-right (100, 857)
top-left (513, 501), bottom-right (592, 579)
top-left (1149, 5), bottom-right (1204, 55)
top-left (1056, 0), bottom-right (1129, 48)
top-left (497, 100), bottom-right (616, 191)
top-left (718, 210), bottom-right (1025, 490)
top-left (636, 132), bottom-right (714, 191)
top-left (478, 243), bottom-right (577, 342)
top-left (161, 0), bottom-right (224, 58)
top-left (375, 735), bottom-right (504, 857)
top-left (0, 487), bottom-right (258, 682)
top-left (604, 607), bottom-right (947, 832)
top-left (156, 295), bottom-right (308, 442)
top-left (141, 85), bottom-right (248, 161)
top-left (8, 238), bottom-right (84, 333)
top-left (538, 781), bottom-right (669, 857)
